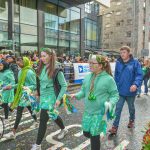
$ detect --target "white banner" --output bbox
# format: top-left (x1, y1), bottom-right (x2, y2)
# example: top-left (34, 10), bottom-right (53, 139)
top-left (73, 63), bottom-right (90, 83)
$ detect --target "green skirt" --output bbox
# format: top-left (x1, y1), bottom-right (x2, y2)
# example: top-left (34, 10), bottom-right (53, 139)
top-left (82, 112), bottom-right (106, 136)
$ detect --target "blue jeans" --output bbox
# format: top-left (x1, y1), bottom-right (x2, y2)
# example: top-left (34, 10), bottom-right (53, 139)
top-left (113, 96), bottom-right (135, 127)
top-left (137, 77), bottom-right (149, 94)
top-left (143, 77), bottom-right (149, 94)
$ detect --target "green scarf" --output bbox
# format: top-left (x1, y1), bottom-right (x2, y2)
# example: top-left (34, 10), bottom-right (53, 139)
top-left (11, 57), bottom-right (32, 110)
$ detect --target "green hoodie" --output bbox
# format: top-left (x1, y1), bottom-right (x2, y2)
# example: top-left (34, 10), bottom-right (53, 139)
top-left (75, 71), bottom-right (119, 115)
top-left (11, 57), bottom-right (36, 109)
top-left (0, 69), bottom-right (15, 103)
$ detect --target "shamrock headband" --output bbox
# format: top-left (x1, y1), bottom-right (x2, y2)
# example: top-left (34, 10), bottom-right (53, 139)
top-left (89, 54), bottom-right (108, 67)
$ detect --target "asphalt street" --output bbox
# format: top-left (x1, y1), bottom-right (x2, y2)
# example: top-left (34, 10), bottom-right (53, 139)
top-left (0, 91), bottom-right (150, 150)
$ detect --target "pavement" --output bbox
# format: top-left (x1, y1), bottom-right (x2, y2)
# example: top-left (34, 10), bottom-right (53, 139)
top-left (0, 88), bottom-right (150, 150)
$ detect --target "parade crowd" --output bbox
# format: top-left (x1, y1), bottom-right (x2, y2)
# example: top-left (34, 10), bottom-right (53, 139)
top-left (0, 46), bottom-right (149, 150)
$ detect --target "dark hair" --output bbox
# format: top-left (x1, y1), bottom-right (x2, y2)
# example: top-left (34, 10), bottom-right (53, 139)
top-left (16, 57), bottom-right (23, 61)
top-left (0, 60), bottom-right (9, 71)
top-left (37, 48), bottom-right (56, 78)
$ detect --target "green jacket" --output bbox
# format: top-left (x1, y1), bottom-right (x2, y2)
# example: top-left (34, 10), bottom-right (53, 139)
top-left (39, 66), bottom-right (67, 110)
top-left (0, 69), bottom-right (15, 103)
top-left (75, 71), bottom-right (119, 115)
top-left (18, 69), bottom-right (37, 107)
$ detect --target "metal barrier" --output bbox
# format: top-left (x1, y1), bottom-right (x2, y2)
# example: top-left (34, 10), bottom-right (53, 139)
top-left (62, 63), bottom-right (74, 83)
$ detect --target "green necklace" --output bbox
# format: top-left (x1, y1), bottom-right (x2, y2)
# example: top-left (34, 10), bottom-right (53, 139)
top-left (88, 74), bottom-right (96, 101)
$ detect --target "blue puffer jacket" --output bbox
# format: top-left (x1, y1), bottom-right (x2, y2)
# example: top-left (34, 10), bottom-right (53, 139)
top-left (114, 56), bottom-right (143, 96)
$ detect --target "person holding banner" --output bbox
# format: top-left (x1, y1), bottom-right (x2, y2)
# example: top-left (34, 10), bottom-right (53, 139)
top-left (4, 57), bottom-right (38, 140)
top-left (31, 48), bottom-right (68, 150)
top-left (70, 54), bottom-right (119, 150)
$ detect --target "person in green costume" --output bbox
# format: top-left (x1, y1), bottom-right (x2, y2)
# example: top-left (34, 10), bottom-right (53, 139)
top-left (31, 48), bottom-right (68, 150)
top-left (0, 60), bottom-right (15, 124)
top-left (4, 57), bottom-right (38, 140)
top-left (70, 54), bottom-right (119, 150)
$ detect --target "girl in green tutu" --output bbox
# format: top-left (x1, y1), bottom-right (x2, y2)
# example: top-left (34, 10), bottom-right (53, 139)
top-left (71, 54), bottom-right (119, 150)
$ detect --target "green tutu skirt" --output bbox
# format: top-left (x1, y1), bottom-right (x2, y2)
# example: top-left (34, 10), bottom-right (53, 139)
top-left (82, 112), bottom-right (106, 136)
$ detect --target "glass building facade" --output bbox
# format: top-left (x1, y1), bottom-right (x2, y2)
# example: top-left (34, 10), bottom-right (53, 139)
top-left (0, 0), bottom-right (99, 56)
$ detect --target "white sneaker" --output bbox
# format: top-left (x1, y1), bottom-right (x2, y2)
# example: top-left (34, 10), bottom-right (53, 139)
top-left (30, 122), bottom-right (39, 129)
top-left (31, 144), bottom-right (41, 150)
top-left (3, 131), bottom-right (16, 140)
top-left (57, 128), bottom-right (68, 140)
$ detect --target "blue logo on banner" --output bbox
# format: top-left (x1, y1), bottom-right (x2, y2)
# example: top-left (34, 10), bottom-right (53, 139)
top-left (78, 66), bottom-right (83, 73)
top-left (78, 65), bottom-right (90, 73)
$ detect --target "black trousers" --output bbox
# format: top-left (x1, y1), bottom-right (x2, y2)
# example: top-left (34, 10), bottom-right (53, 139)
top-left (83, 131), bottom-right (101, 150)
top-left (14, 106), bottom-right (37, 130)
top-left (0, 103), bottom-right (9, 119)
top-left (36, 109), bottom-right (65, 145)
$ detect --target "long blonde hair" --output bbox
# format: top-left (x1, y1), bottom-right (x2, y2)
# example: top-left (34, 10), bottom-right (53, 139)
top-left (37, 48), bottom-right (56, 78)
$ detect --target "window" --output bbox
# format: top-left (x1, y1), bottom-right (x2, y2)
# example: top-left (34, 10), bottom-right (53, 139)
top-left (0, 31), bottom-right (8, 46)
top-left (0, 0), bottom-right (8, 20)
top-left (106, 14), bottom-right (111, 17)
top-left (85, 2), bottom-right (99, 14)
top-left (0, 20), bottom-right (7, 31)
top-left (70, 10), bottom-right (80, 52)
top-left (0, 0), bottom-right (7, 8)
top-left (85, 18), bottom-right (98, 48)
top-left (127, 19), bottom-right (132, 25)
top-left (20, 0), bottom-right (37, 9)
top-left (20, 34), bottom-right (37, 53)
top-left (116, 2), bottom-right (121, 5)
top-left (44, 2), bottom-right (58, 30)
top-left (115, 11), bottom-right (121, 15)
top-left (105, 34), bottom-right (109, 39)
top-left (105, 24), bottom-right (111, 28)
top-left (85, 2), bottom-right (92, 13)
top-left (126, 31), bottom-right (131, 37)
top-left (44, 2), bottom-right (58, 47)
top-left (104, 43), bottom-right (109, 49)
top-left (127, 43), bottom-right (131, 47)
top-left (70, 10), bottom-right (80, 34)
top-left (19, 0), bottom-right (37, 53)
top-left (116, 22), bottom-right (120, 26)
top-left (127, 8), bottom-right (132, 14)
top-left (58, 6), bottom-right (70, 32)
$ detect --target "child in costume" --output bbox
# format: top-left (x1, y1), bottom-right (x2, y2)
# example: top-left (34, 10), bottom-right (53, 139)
top-left (31, 48), bottom-right (68, 150)
top-left (4, 57), bottom-right (38, 139)
top-left (71, 54), bottom-right (119, 150)
top-left (0, 60), bottom-right (15, 124)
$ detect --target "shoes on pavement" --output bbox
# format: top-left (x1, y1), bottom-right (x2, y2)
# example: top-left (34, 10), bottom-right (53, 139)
top-left (31, 144), bottom-right (41, 150)
top-left (30, 122), bottom-right (39, 129)
top-left (108, 126), bottom-right (118, 135)
top-left (137, 94), bottom-right (140, 98)
top-left (3, 131), bottom-right (16, 140)
top-left (127, 120), bottom-right (135, 128)
top-left (57, 128), bottom-right (68, 140)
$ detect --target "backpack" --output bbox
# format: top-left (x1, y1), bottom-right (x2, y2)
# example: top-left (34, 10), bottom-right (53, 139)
top-left (52, 68), bottom-right (64, 104)
top-left (9, 63), bottom-right (19, 83)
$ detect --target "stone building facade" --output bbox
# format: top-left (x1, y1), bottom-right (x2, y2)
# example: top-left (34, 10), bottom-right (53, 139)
top-left (100, 0), bottom-right (150, 57)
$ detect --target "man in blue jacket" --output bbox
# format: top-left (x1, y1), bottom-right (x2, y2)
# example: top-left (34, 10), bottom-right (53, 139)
top-left (109, 46), bottom-right (143, 135)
